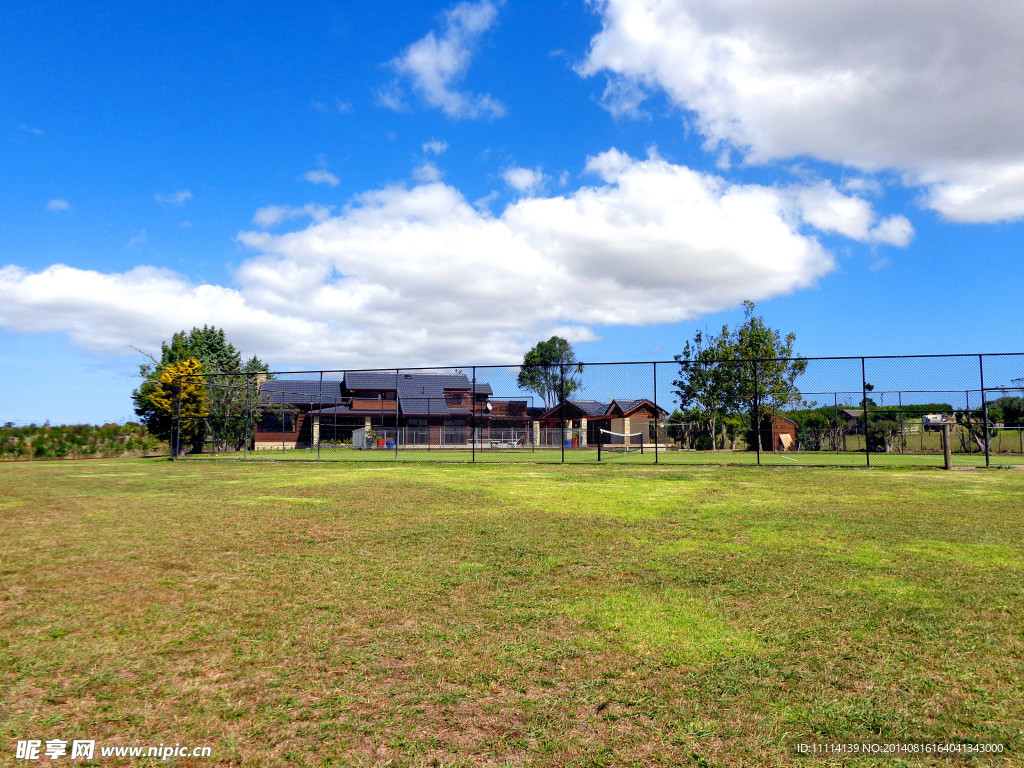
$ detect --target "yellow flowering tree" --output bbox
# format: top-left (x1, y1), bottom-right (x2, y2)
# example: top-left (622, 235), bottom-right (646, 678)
top-left (144, 358), bottom-right (208, 455)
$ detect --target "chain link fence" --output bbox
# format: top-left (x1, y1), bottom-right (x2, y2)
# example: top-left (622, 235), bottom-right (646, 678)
top-left (172, 353), bottom-right (1024, 468)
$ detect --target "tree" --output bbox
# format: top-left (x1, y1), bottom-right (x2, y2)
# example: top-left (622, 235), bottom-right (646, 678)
top-left (133, 326), bottom-right (269, 452)
top-left (517, 336), bottom-right (584, 409)
top-left (672, 329), bottom-right (736, 450)
top-left (674, 301), bottom-right (806, 451)
top-left (143, 358), bottom-right (208, 456)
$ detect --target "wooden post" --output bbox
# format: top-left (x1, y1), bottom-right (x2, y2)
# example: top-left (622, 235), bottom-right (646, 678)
top-left (942, 423), bottom-right (952, 470)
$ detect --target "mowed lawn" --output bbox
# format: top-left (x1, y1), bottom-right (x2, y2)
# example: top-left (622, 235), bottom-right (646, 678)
top-left (2, 461), bottom-right (1023, 767)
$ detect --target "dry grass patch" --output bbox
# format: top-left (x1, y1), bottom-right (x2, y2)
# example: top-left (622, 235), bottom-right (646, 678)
top-left (1, 460), bottom-right (1023, 766)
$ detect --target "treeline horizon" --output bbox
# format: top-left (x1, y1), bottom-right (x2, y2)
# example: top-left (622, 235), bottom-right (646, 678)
top-left (0, 422), bottom-right (163, 460)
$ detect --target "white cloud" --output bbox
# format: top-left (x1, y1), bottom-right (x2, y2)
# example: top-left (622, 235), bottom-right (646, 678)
top-left (312, 99), bottom-right (352, 114)
top-left (46, 199), bottom-right (70, 212)
top-left (579, 0), bottom-right (1024, 222)
top-left (0, 149), bottom-right (904, 368)
top-left (126, 230), bottom-right (147, 249)
top-left (389, 0), bottom-right (505, 119)
top-left (0, 264), bottom-right (323, 359)
top-left (502, 166), bottom-right (546, 195)
top-left (413, 162), bottom-right (444, 183)
top-left (252, 204), bottom-right (335, 228)
top-left (423, 139), bottom-right (449, 155)
top-left (599, 77), bottom-right (650, 121)
top-left (791, 183), bottom-right (913, 246)
top-left (155, 190), bottom-right (192, 206)
top-left (302, 170), bottom-right (340, 186)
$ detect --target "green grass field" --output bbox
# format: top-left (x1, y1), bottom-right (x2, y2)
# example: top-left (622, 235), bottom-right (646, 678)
top-left (194, 444), bottom-right (1024, 469)
top-left (2, 460), bottom-right (1023, 766)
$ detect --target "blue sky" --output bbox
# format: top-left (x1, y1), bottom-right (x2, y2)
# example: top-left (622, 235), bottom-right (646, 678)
top-left (2, 0), bottom-right (1023, 424)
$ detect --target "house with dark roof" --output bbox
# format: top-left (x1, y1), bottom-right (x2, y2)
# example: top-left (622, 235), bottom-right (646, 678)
top-left (254, 372), bottom-right (528, 449)
top-left (536, 398), bottom-right (669, 446)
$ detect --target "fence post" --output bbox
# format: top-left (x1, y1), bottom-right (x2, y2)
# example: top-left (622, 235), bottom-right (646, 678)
top-left (980, 355), bottom-right (990, 468)
top-left (395, 369), bottom-right (400, 462)
top-left (171, 376), bottom-right (181, 460)
top-left (653, 362), bottom-right (659, 465)
top-left (560, 364), bottom-right (566, 464)
top-left (862, 357), bottom-right (870, 468)
top-left (898, 391), bottom-right (904, 455)
top-left (943, 423), bottom-right (952, 470)
top-left (317, 371), bottom-right (323, 461)
top-left (243, 372), bottom-right (250, 461)
top-left (753, 360), bottom-right (761, 466)
top-left (965, 390), bottom-right (971, 456)
top-left (834, 392), bottom-right (840, 456)
top-left (472, 367), bottom-right (476, 463)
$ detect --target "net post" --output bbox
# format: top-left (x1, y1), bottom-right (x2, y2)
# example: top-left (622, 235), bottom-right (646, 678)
top-left (317, 371), bottom-right (323, 462)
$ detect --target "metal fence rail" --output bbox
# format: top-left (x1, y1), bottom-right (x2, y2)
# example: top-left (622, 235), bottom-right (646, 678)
top-left (173, 353), bottom-right (1024, 468)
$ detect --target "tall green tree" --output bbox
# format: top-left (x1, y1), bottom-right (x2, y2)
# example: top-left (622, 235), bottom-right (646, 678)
top-left (133, 326), bottom-right (269, 452)
top-left (516, 336), bottom-right (584, 409)
top-left (672, 329), bottom-right (737, 450)
top-left (674, 301), bottom-right (806, 451)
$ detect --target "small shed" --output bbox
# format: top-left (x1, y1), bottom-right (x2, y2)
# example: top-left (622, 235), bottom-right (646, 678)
top-left (757, 414), bottom-right (799, 452)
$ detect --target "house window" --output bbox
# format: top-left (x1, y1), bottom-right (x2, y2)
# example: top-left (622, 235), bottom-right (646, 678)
top-left (259, 411), bottom-right (295, 432)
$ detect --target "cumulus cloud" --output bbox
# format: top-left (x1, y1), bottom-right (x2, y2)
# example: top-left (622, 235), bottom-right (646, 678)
top-left (502, 166), bottom-right (545, 195)
top-left (155, 190), bottom-right (192, 206)
top-left (302, 170), bottom-right (340, 186)
top-left (579, 0), bottom-right (1024, 222)
top-left (388, 0), bottom-right (505, 119)
top-left (0, 149), bottom-right (909, 368)
top-left (46, 199), bottom-right (70, 212)
top-left (791, 183), bottom-right (913, 246)
top-left (0, 264), bottom-right (324, 360)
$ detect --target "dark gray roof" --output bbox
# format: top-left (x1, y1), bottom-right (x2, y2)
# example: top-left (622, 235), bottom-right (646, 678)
top-left (343, 371), bottom-right (494, 416)
top-left (569, 399), bottom-right (613, 417)
top-left (259, 379), bottom-right (344, 404)
top-left (306, 405), bottom-right (361, 416)
top-left (262, 371), bottom-right (495, 415)
top-left (343, 371), bottom-right (402, 390)
top-left (539, 400), bottom-right (610, 419)
top-left (613, 398), bottom-right (668, 415)
top-left (343, 371), bottom-right (493, 395)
